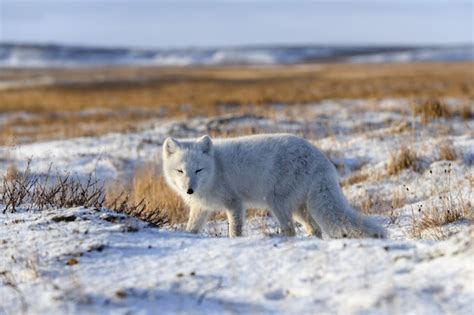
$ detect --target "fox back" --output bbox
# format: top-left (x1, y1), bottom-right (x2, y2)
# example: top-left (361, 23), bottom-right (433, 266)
top-left (162, 134), bottom-right (332, 209)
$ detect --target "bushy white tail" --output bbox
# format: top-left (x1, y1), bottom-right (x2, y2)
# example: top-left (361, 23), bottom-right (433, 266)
top-left (307, 173), bottom-right (386, 239)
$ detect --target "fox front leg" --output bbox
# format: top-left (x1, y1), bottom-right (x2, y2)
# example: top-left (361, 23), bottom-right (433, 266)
top-left (226, 206), bottom-right (245, 237)
top-left (186, 208), bottom-right (209, 234)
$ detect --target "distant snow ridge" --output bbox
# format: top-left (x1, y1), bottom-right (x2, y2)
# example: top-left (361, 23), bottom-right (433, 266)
top-left (350, 46), bottom-right (474, 63)
top-left (0, 43), bottom-right (472, 67)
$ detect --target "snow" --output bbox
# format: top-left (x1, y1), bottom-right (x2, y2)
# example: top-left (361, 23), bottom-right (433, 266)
top-left (1, 98), bottom-right (473, 314)
top-left (1, 44), bottom-right (473, 68)
top-left (3, 98), bottom-right (472, 181)
top-left (1, 207), bottom-right (473, 314)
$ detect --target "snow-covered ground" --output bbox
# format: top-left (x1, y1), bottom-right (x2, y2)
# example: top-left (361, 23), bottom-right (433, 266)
top-left (2, 98), bottom-right (472, 181)
top-left (1, 207), bottom-right (473, 314)
top-left (1, 98), bottom-right (473, 314)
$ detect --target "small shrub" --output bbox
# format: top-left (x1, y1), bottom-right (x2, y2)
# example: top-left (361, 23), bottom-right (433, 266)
top-left (33, 173), bottom-right (106, 210)
top-left (0, 162), bottom-right (168, 227)
top-left (1, 161), bottom-right (38, 213)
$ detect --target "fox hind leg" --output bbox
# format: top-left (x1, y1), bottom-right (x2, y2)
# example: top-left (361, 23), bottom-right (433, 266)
top-left (292, 207), bottom-right (322, 238)
top-left (267, 202), bottom-right (296, 237)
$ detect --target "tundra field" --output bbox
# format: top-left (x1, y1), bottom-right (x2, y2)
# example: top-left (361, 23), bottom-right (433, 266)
top-left (0, 62), bottom-right (473, 314)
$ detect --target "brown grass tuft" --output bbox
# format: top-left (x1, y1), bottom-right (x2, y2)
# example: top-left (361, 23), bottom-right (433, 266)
top-left (389, 121), bottom-right (411, 134)
top-left (5, 164), bottom-right (18, 182)
top-left (410, 205), bottom-right (471, 239)
top-left (413, 99), bottom-right (450, 124)
top-left (391, 188), bottom-right (406, 210)
top-left (354, 190), bottom-right (392, 215)
top-left (341, 171), bottom-right (369, 187)
top-left (359, 193), bottom-right (377, 215)
top-left (130, 164), bottom-right (187, 224)
top-left (438, 141), bottom-right (458, 161)
top-left (387, 146), bottom-right (420, 175)
top-left (459, 103), bottom-right (473, 120)
top-left (105, 163), bottom-right (188, 225)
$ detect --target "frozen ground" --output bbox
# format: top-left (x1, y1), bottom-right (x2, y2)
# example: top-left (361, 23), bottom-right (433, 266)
top-left (1, 207), bottom-right (473, 315)
top-left (1, 98), bottom-right (473, 314)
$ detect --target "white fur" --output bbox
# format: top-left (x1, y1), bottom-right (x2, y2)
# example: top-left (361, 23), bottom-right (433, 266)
top-left (162, 134), bottom-right (386, 239)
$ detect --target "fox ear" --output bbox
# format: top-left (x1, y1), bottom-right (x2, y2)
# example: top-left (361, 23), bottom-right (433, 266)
top-left (163, 137), bottom-right (180, 156)
top-left (197, 135), bottom-right (212, 154)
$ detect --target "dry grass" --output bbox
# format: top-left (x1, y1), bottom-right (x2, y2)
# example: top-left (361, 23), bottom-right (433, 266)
top-left (5, 164), bottom-right (19, 182)
top-left (386, 188), bottom-right (407, 225)
top-left (1, 162), bottom-right (109, 213)
top-left (409, 164), bottom-right (473, 239)
top-left (438, 141), bottom-right (458, 161)
top-left (349, 185), bottom-right (405, 224)
top-left (0, 110), bottom-right (162, 145)
top-left (353, 189), bottom-right (393, 215)
top-left (0, 162), bottom-right (169, 226)
top-left (410, 204), bottom-right (472, 240)
top-left (389, 121), bottom-right (412, 135)
top-left (1, 162), bottom-right (38, 212)
top-left (1, 62), bottom-right (473, 144)
top-left (412, 98), bottom-right (473, 125)
top-left (413, 99), bottom-right (450, 124)
top-left (459, 102), bottom-right (474, 120)
top-left (3, 63), bottom-right (473, 113)
top-left (391, 188), bottom-right (406, 210)
top-left (106, 164), bottom-right (188, 225)
top-left (110, 164), bottom-right (274, 225)
top-left (412, 207), bottom-right (461, 233)
top-left (358, 193), bottom-right (378, 215)
top-left (341, 171), bottom-right (369, 187)
top-left (0, 160), bottom-right (272, 227)
top-left (386, 146), bottom-right (420, 176)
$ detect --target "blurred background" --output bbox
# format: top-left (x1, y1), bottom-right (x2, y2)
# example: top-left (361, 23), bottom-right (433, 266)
top-left (1, 0), bottom-right (473, 67)
top-left (0, 0), bottom-right (472, 145)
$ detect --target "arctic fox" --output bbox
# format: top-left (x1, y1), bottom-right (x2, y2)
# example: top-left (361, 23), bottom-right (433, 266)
top-left (162, 134), bottom-right (386, 239)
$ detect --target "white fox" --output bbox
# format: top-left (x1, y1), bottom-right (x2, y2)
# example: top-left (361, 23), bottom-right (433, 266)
top-left (162, 134), bottom-right (386, 239)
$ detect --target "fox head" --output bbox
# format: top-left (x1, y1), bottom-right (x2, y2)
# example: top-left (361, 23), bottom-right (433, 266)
top-left (162, 135), bottom-right (215, 198)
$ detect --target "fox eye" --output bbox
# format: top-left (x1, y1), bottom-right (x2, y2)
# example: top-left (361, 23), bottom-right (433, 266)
top-left (195, 168), bottom-right (203, 174)
top-left (176, 169), bottom-right (183, 173)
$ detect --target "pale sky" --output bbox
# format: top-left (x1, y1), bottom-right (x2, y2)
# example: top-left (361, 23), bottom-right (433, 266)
top-left (0, 1), bottom-right (473, 48)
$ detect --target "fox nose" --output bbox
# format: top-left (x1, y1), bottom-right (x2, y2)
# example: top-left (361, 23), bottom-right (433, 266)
top-left (187, 188), bottom-right (194, 195)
